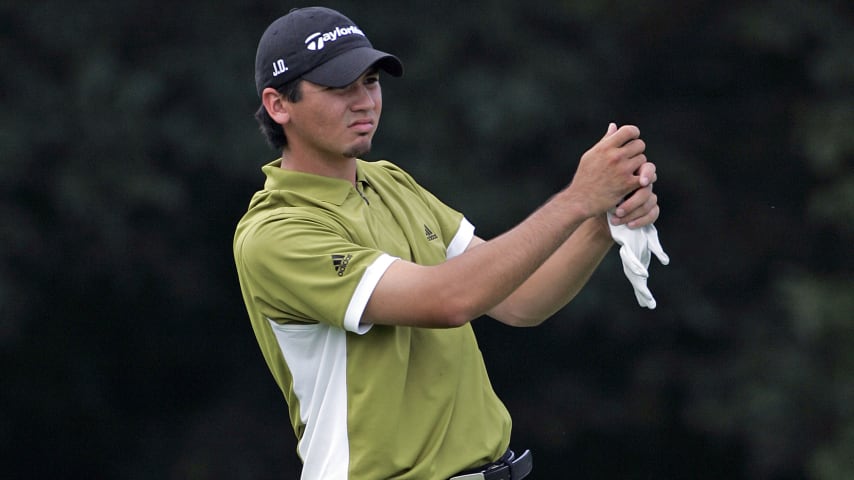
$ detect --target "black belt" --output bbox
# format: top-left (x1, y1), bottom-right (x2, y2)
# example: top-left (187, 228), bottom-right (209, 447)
top-left (448, 449), bottom-right (533, 480)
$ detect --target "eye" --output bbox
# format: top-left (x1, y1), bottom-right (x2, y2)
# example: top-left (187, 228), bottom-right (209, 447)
top-left (365, 74), bottom-right (380, 85)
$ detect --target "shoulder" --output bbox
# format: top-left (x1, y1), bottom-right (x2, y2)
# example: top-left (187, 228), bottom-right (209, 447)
top-left (234, 200), bottom-right (340, 260)
top-left (359, 159), bottom-right (411, 177)
top-left (359, 159), bottom-right (423, 190)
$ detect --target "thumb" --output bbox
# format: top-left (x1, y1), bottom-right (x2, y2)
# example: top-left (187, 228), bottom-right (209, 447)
top-left (604, 122), bottom-right (618, 138)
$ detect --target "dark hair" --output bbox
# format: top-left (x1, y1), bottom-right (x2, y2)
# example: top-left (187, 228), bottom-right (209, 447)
top-left (254, 79), bottom-right (303, 151)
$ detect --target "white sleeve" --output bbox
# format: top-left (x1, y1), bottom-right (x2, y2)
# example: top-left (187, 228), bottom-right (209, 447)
top-left (343, 253), bottom-right (398, 333)
top-left (447, 217), bottom-right (475, 259)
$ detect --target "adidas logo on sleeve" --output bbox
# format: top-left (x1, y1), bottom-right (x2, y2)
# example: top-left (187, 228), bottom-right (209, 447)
top-left (424, 225), bottom-right (438, 241)
top-left (332, 254), bottom-right (353, 276)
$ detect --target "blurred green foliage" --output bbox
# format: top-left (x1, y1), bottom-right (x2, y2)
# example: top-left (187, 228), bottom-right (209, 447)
top-left (2, 0), bottom-right (851, 478)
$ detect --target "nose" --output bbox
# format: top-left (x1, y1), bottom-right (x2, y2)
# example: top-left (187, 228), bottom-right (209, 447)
top-left (350, 84), bottom-right (376, 111)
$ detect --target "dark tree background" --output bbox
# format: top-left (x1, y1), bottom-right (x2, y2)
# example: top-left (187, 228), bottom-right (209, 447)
top-left (2, 0), bottom-right (852, 478)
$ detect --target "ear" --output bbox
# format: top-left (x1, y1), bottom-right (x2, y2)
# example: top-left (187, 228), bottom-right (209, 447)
top-left (261, 87), bottom-right (290, 125)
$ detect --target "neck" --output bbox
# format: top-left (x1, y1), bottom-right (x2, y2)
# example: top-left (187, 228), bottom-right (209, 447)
top-left (279, 148), bottom-right (358, 186)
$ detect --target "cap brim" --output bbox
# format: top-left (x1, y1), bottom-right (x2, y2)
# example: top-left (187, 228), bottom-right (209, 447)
top-left (302, 47), bottom-right (403, 88)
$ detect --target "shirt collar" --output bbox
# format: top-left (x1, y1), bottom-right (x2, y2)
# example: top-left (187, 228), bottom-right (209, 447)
top-left (261, 158), bottom-right (368, 206)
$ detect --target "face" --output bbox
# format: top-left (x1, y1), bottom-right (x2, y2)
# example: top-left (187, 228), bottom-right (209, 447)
top-left (283, 68), bottom-right (382, 161)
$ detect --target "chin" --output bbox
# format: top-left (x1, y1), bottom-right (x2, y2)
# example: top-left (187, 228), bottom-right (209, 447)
top-left (344, 141), bottom-right (372, 158)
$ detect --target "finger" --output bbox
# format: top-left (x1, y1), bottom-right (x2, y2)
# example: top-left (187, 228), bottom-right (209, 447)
top-left (614, 185), bottom-right (654, 218)
top-left (636, 162), bottom-right (657, 187)
top-left (604, 122), bottom-right (618, 138)
top-left (622, 140), bottom-right (647, 162)
top-left (605, 125), bottom-right (640, 148)
top-left (626, 204), bottom-right (660, 229)
top-left (614, 196), bottom-right (659, 227)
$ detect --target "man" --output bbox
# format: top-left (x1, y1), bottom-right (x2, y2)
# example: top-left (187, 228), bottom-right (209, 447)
top-left (234, 6), bottom-right (660, 480)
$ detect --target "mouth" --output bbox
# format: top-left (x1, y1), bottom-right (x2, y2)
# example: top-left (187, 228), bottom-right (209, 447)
top-left (348, 119), bottom-right (375, 134)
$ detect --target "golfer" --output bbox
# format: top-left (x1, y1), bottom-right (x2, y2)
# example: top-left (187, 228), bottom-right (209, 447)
top-left (234, 6), bottom-right (661, 479)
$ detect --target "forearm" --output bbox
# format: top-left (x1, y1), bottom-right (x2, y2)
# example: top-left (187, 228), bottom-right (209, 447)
top-left (488, 216), bottom-right (614, 326)
top-left (445, 195), bottom-right (592, 316)
top-left (365, 190), bottom-right (593, 328)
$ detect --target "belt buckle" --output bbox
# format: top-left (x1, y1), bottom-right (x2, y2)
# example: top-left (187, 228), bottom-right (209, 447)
top-left (449, 449), bottom-right (530, 480)
top-left (448, 464), bottom-right (511, 480)
top-left (448, 474), bottom-right (486, 480)
top-left (479, 463), bottom-right (510, 480)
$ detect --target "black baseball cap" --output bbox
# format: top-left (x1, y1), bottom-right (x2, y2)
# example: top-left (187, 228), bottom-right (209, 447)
top-left (254, 7), bottom-right (404, 95)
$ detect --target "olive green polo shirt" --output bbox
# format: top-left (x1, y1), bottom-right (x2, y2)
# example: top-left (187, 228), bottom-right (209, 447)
top-left (234, 159), bottom-right (511, 479)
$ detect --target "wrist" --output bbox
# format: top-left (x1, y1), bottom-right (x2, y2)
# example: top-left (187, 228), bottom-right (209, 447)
top-left (581, 215), bottom-right (615, 246)
top-left (556, 188), bottom-right (597, 224)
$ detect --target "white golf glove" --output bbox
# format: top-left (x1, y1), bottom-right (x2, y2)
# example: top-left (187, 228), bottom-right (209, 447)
top-left (607, 211), bottom-right (670, 309)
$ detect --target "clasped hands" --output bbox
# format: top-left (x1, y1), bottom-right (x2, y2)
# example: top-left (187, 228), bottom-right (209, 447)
top-left (602, 123), bottom-right (669, 309)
